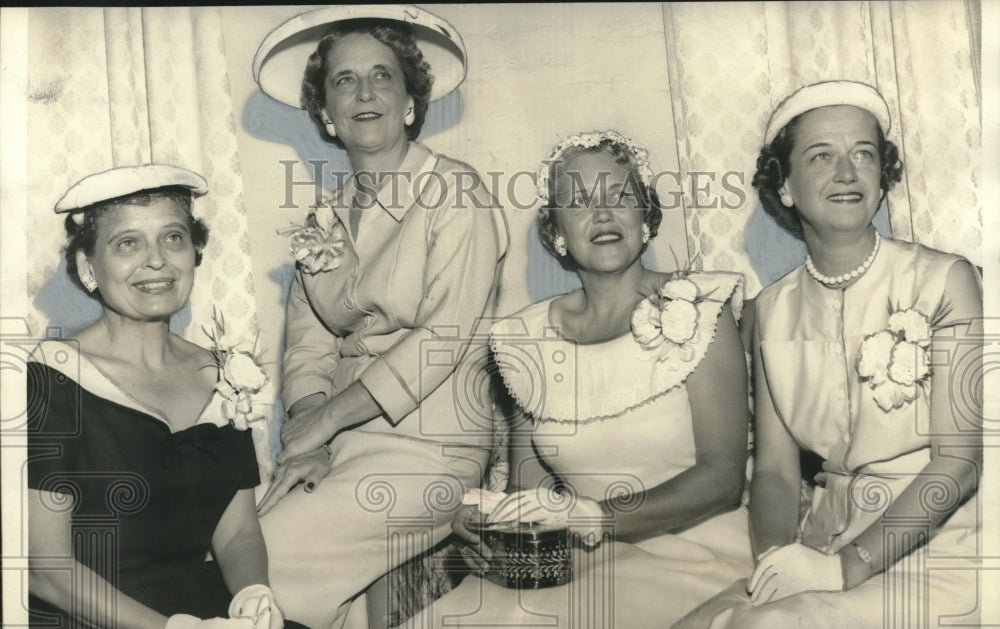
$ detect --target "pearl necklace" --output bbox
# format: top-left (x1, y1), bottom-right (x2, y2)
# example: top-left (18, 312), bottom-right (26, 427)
top-left (805, 232), bottom-right (881, 286)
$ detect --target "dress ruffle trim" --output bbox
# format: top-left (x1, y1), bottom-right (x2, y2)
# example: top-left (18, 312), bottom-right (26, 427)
top-left (490, 272), bottom-right (743, 424)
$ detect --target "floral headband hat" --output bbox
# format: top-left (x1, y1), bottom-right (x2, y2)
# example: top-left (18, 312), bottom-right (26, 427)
top-left (536, 130), bottom-right (654, 204)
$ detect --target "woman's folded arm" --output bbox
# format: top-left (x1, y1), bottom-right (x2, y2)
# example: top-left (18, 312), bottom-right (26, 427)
top-left (838, 263), bottom-right (982, 588)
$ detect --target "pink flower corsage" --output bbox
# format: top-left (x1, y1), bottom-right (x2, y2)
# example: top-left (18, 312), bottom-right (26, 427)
top-left (857, 308), bottom-right (932, 411)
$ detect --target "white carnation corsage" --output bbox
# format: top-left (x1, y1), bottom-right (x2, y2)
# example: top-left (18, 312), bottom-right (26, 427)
top-left (630, 276), bottom-right (708, 365)
top-left (204, 310), bottom-right (272, 430)
top-left (857, 307), bottom-right (932, 411)
top-left (277, 206), bottom-right (349, 274)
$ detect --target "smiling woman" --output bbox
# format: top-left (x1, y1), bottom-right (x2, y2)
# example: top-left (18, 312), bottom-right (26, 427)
top-left (317, 32), bottom-right (415, 156)
top-left (422, 130), bottom-right (753, 628)
top-left (675, 80), bottom-right (982, 629)
top-left (68, 191), bottom-right (205, 322)
top-left (28, 164), bottom-right (307, 629)
top-left (251, 7), bottom-right (508, 629)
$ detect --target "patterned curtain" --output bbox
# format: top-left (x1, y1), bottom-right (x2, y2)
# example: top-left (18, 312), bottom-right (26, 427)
top-left (21, 7), bottom-right (272, 476)
top-left (662, 1), bottom-right (982, 296)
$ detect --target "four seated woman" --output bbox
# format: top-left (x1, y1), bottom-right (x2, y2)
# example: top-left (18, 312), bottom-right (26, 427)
top-left (27, 49), bottom-right (982, 629)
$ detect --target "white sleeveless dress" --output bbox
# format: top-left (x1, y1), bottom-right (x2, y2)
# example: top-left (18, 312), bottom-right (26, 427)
top-left (403, 271), bottom-right (753, 628)
top-left (677, 239), bottom-right (981, 629)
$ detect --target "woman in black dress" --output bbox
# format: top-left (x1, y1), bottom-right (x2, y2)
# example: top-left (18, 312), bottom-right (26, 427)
top-left (27, 164), bottom-right (305, 629)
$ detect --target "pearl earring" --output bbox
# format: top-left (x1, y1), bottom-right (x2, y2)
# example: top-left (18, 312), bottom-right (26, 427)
top-left (780, 193), bottom-right (793, 208)
top-left (641, 223), bottom-right (651, 244)
top-left (324, 121), bottom-right (337, 138)
top-left (80, 268), bottom-right (97, 293)
top-left (553, 235), bottom-right (568, 257)
top-left (404, 107), bottom-right (415, 126)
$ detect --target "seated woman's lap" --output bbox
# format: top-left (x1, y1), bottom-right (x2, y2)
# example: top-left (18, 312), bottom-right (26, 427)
top-left (679, 537), bottom-right (979, 629)
top-left (401, 508), bottom-right (752, 629)
top-left (259, 430), bottom-right (487, 629)
top-left (720, 571), bottom-right (975, 629)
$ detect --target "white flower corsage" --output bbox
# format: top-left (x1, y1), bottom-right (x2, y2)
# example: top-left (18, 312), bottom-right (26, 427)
top-left (277, 206), bottom-right (349, 274)
top-left (204, 310), bottom-right (272, 430)
top-left (857, 307), bottom-right (932, 411)
top-left (630, 276), bottom-right (706, 365)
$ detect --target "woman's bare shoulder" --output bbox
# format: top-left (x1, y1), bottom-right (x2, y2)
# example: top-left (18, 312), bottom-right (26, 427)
top-left (171, 334), bottom-right (218, 372)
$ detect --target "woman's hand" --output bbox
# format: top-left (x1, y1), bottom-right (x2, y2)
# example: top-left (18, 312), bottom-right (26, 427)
top-left (278, 383), bottom-right (383, 463)
top-left (746, 542), bottom-right (842, 605)
top-left (451, 504), bottom-right (490, 572)
top-left (488, 488), bottom-right (608, 546)
top-left (278, 401), bottom-right (335, 462)
top-left (229, 584), bottom-right (284, 629)
top-left (487, 488), bottom-right (562, 523)
top-left (257, 447), bottom-right (333, 516)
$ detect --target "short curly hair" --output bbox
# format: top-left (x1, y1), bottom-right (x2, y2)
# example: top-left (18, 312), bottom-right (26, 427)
top-left (538, 140), bottom-right (663, 271)
top-left (752, 108), bottom-right (903, 235)
top-left (64, 186), bottom-right (209, 293)
top-left (301, 18), bottom-right (433, 143)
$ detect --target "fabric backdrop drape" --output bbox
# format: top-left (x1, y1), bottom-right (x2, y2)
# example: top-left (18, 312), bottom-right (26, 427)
top-left (662, 0), bottom-right (982, 296)
top-left (15, 0), bottom-right (982, 494)
top-left (22, 7), bottom-right (273, 478)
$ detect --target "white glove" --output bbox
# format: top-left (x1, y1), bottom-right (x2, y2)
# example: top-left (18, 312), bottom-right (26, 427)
top-left (747, 542), bottom-right (843, 605)
top-left (229, 584), bottom-right (284, 629)
top-left (487, 488), bottom-right (608, 546)
top-left (165, 614), bottom-right (255, 629)
top-left (461, 487), bottom-right (508, 516)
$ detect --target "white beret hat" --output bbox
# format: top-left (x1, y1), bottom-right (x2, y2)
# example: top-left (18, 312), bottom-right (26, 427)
top-left (54, 164), bottom-right (208, 223)
top-left (764, 80), bottom-right (891, 145)
top-left (252, 4), bottom-right (466, 109)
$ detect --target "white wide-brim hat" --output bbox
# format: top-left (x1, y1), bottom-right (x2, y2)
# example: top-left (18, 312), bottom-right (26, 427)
top-left (252, 4), bottom-right (467, 109)
top-left (764, 80), bottom-right (891, 145)
top-left (55, 164), bottom-right (208, 224)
